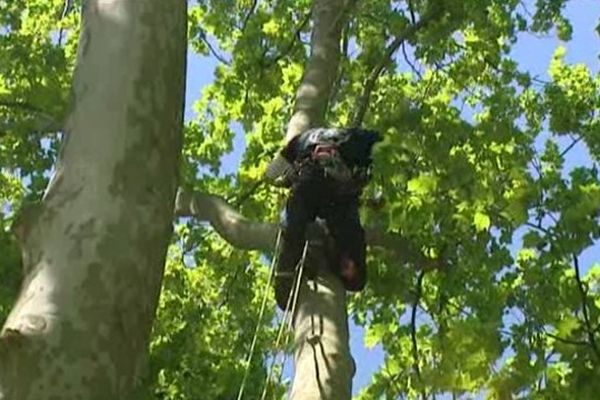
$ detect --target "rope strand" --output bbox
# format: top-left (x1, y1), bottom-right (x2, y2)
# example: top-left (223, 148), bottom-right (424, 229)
top-left (236, 230), bottom-right (283, 400)
top-left (260, 241), bottom-right (310, 400)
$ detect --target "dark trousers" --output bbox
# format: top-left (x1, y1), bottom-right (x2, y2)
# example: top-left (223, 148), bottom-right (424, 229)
top-left (274, 168), bottom-right (367, 309)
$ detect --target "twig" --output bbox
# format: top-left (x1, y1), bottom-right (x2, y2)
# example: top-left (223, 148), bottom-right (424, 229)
top-left (263, 12), bottom-right (311, 68)
top-left (240, 0), bottom-right (259, 32)
top-left (545, 332), bottom-right (589, 347)
top-left (572, 254), bottom-right (600, 362)
top-left (407, 0), bottom-right (417, 25)
top-left (410, 270), bottom-right (427, 400)
top-left (229, 179), bottom-right (265, 208)
top-left (559, 135), bottom-right (582, 158)
top-left (351, 6), bottom-right (443, 127)
top-left (0, 100), bottom-right (62, 135)
top-left (0, 100), bottom-right (46, 114)
top-left (199, 31), bottom-right (231, 65)
top-left (401, 41), bottom-right (422, 79)
top-left (519, 1), bottom-right (534, 18)
top-left (57, 0), bottom-right (74, 46)
top-left (524, 221), bottom-right (552, 236)
top-left (217, 263), bottom-right (243, 308)
top-left (326, 19), bottom-right (351, 117)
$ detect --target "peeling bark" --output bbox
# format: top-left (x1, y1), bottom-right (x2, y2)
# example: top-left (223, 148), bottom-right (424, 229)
top-left (0, 1), bottom-right (187, 399)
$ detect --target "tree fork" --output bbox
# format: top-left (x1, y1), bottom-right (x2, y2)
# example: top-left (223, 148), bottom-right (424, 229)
top-left (174, 187), bottom-right (438, 399)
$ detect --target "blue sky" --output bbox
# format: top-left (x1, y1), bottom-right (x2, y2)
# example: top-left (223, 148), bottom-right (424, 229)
top-left (183, 1), bottom-right (600, 396)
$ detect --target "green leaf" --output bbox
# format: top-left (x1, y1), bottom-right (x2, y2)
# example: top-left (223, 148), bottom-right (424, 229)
top-left (473, 211), bottom-right (491, 231)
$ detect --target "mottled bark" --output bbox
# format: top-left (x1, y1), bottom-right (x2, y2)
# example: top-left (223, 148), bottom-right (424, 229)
top-left (0, 1), bottom-right (187, 399)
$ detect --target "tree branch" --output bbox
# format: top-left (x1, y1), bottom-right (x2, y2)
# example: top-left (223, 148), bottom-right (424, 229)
top-left (57, 0), bottom-right (75, 46)
top-left (263, 12), bottom-right (312, 69)
top-left (174, 188), bottom-right (437, 270)
top-left (240, 0), bottom-right (259, 33)
top-left (198, 31), bottom-right (231, 65)
top-left (174, 188), bottom-right (277, 252)
top-left (545, 332), bottom-right (589, 347)
top-left (410, 270), bottom-right (426, 399)
top-left (559, 135), bottom-right (582, 158)
top-left (284, 0), bottom-right (357, 142)
top-left (401, 41), bottom-right (422, 79)
top-left (572, 254), bottom-right (600, 362)
top-left (351, 6), bottom-right (443, 127)
top-left (0, 100), bottom-right (63, 136)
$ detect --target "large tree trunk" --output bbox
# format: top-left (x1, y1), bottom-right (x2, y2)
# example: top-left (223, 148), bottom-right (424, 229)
top-left (284, 0), bottom-right (352, 143)
top-left (0, 1), bottom-right (187, 399)
top-left (284, 0), bottom-right (355, 398)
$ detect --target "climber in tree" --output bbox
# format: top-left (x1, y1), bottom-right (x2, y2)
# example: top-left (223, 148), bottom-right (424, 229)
top-left (265, 127), bottom-right (381, 309)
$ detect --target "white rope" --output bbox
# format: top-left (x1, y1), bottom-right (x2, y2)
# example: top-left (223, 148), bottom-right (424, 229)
top-left (259, 240), bottom-right (310, 400)
top-left (236, 230), bottom-right (283, 400)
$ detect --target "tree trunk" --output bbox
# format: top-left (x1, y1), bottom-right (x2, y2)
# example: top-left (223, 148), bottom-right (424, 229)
top-left (284, 0), bottom-right (353, 143)
top-left (284, 0), bottom-right (355, 398)
top-left (0, 1), bottom-right (187, 399)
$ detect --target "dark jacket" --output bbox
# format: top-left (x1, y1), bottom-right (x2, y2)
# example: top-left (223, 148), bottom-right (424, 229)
top-left (280, 127), bottom-right (381, 192)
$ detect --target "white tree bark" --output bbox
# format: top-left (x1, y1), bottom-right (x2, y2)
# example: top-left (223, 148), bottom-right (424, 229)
top-left (0, 1), bottom-right (187, 399)
top-left (177, 189), bottom-right (354, 398)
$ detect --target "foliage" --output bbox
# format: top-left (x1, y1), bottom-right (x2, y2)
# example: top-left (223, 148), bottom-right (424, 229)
top-left (1, 0), bottom-right (599, 398)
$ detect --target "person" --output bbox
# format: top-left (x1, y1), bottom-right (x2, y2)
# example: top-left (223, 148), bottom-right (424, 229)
top-left (265, 127), bottom-right (381, 309)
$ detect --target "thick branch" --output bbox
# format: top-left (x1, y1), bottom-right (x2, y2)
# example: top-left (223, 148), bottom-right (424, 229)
top-left (175, 188), bottom-right (437, 271)
top-left (175, 188), bottom-right (277, 252)
top-left (351, 6), bottom-right (442, 127)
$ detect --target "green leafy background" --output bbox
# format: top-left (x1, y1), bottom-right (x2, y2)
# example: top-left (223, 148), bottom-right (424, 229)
top-left (1, 0), bottom-right (599, 398)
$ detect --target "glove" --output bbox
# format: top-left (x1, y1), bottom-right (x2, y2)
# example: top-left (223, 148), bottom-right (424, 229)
top-left (264, 153), bottom-right (294, 187)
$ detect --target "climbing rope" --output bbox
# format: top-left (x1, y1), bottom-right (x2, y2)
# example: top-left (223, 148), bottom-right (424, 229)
top-left (259, 240), bottom-right (310, 400)
top-left (236, 230), bottom-right (282, 400)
